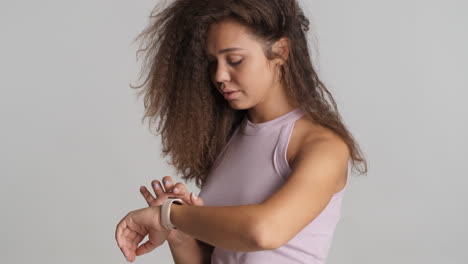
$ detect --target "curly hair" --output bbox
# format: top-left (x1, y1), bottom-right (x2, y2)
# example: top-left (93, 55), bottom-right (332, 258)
top-left (130, 0), bottom-right (368, 189)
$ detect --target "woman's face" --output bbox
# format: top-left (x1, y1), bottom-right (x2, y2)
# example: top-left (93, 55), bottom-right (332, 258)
top-left (205, 19), bottom-right (284, 110)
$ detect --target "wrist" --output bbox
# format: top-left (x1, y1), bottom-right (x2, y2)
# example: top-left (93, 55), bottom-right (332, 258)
top-left (170, 203), bottom-right (183, 229)
top-left (161, 198), bottom-right (185, 231)
top-left (167, 229), bottom-right (192, 245)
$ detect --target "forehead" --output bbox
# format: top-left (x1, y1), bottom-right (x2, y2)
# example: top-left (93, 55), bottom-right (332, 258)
top-left (205, 19), bottom-right (258, 56)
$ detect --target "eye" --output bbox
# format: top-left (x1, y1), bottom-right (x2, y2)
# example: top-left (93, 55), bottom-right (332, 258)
top-left (229, 59), bottom-right (243, 66)
top-left (207, 58), bottom-right (243, 69)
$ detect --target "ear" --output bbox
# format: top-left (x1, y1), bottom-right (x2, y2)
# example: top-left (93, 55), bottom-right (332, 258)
top-left (272, 37), bottom-right (290, 66)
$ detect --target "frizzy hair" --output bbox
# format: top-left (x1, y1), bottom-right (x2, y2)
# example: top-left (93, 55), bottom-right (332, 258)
top-left (130, 0), bottom-right (368, 188)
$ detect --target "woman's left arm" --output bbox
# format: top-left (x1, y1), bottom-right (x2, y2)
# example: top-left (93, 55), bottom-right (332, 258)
top-left (170, 203), bottom-right (265, 252)
top-left (171, 136), bottom-right (350, 252)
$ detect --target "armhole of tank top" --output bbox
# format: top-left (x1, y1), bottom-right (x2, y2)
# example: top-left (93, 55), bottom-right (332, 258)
top-left (332, 158), bottom-right (352, 197)
top-left (339, 159), bottom-right (352, 194)
top-left (273, 121), bottom-right (295, 183)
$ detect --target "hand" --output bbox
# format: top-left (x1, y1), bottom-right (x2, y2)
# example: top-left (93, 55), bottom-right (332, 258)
top-left (139, 176), bottom-right (205, 244)
top-left (139, 176), bottom-right (194, 207)
top-left (115, 206), bottom-right (168, 262)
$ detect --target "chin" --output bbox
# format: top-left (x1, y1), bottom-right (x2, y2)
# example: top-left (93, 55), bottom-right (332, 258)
top-left (228, 104), bottom-right (244, 110)
top-left (226, 101), bottom-right (249, 110)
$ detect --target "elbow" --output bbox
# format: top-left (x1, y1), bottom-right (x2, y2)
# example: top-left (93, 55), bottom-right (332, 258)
top-left (249, 218), bottom-right (282, 251)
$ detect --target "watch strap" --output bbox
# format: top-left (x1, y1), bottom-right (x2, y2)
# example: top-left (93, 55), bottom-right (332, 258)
top-left (161, 198), bottom-right (185, 231)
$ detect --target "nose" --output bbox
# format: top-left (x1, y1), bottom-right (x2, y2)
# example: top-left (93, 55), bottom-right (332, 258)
top-left (211, 62), bottom-right (230, 87)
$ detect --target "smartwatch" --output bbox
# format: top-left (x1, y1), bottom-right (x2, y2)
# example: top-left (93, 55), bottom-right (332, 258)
top-left (161, 198), bottom-right (185, 230)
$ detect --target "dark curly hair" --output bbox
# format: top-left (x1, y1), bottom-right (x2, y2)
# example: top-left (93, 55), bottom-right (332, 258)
top-left (130, 0), bottom-right (368, 189)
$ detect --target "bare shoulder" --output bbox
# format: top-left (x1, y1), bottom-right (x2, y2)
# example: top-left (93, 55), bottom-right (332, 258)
top-left (288, 115), bottom-right (348, 166)
top-left (288, 116), bottom-right (350, 193)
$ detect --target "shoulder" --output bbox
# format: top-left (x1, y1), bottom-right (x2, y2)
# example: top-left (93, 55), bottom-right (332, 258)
top-left (290, 116), bottom-right (350, 192)
top-left (257, 117), bottom-right (351, 248)
top-left (291, 116), bottom-right (350, 166)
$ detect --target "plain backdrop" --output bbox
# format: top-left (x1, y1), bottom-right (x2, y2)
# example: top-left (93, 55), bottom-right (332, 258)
top-left (1, 0), bottom-right (467, 263)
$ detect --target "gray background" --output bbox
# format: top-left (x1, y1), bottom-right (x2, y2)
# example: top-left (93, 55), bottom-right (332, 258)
top-left (1, 0), bottom-right (467, 263)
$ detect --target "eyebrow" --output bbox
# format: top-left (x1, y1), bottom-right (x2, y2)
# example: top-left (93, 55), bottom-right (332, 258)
top-left (206, 47), bottom-right (246, 56)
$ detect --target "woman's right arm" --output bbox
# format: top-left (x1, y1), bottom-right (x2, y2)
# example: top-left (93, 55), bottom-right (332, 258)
top-left (168, 237), bottom-right (214, 264)
top-left (166, 190), bottom-right (214, 264)
top-left (141, 176), bottom-right (213, 263)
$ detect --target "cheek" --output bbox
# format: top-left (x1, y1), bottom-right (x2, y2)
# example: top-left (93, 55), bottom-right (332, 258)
top-left (238, 62), bottom-right (272, 92)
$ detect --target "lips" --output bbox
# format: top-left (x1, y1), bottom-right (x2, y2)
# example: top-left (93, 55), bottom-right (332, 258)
top-left (223, 90), bottom-right (240, 100)
top-left (222, 90), bottom-right (239, 94)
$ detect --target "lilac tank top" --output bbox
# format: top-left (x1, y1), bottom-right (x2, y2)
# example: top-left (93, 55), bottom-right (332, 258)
top-left (198, 107), bottom-right (351, 264)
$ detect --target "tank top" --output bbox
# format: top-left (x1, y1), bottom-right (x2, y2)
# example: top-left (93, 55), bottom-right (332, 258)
top-left (198, 107), bottom-right (351, 264)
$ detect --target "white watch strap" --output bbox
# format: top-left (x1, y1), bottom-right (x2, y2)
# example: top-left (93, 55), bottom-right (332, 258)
top-left (161, 198), bottom-right (185, 230)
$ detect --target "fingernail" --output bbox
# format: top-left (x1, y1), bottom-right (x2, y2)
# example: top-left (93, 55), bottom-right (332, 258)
top-left (173, 187), bottom-right (179, 193)
top-left (164, 180), bottom-right (170, 186)
top-left (153, 183), bottom-right (159, 189)
top-left (192, 193), bottom-right (198, 200)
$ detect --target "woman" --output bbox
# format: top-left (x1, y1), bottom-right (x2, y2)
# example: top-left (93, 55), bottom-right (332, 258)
top-left (115, 0), bottom-right (367, 263)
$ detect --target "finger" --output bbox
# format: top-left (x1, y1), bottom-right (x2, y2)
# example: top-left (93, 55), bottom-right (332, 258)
top-left (116, 218), bottom-right (134, 261)
top-left (151, 180), bottom-right (165, 198)
top-left (139, 186), bottom-right (155, 206)
top-left (128, 231), bottom-right (144, 261)
top-left (191, 192), bottom-right (205, 206)
top-left (121, 245), bottom-right (135, 262)
top-left (116, 212), bottom-right (148, 262)
top-left (135, 240), bottom-right (157, 257)
top-left (161, 176), bottom-right (174, 192)
top-left (124, 226), bottom-right (139, 242)
top-left (172, 182), bottom-right (187, 195)
top-left (123, 221), bottom-right (146, 262)
top-left (170, 182), bottom-right (192, 204)
top-left (122, 228), bottom-right (138, 260)
top-left (116, 216), bottom-right (129, 249)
